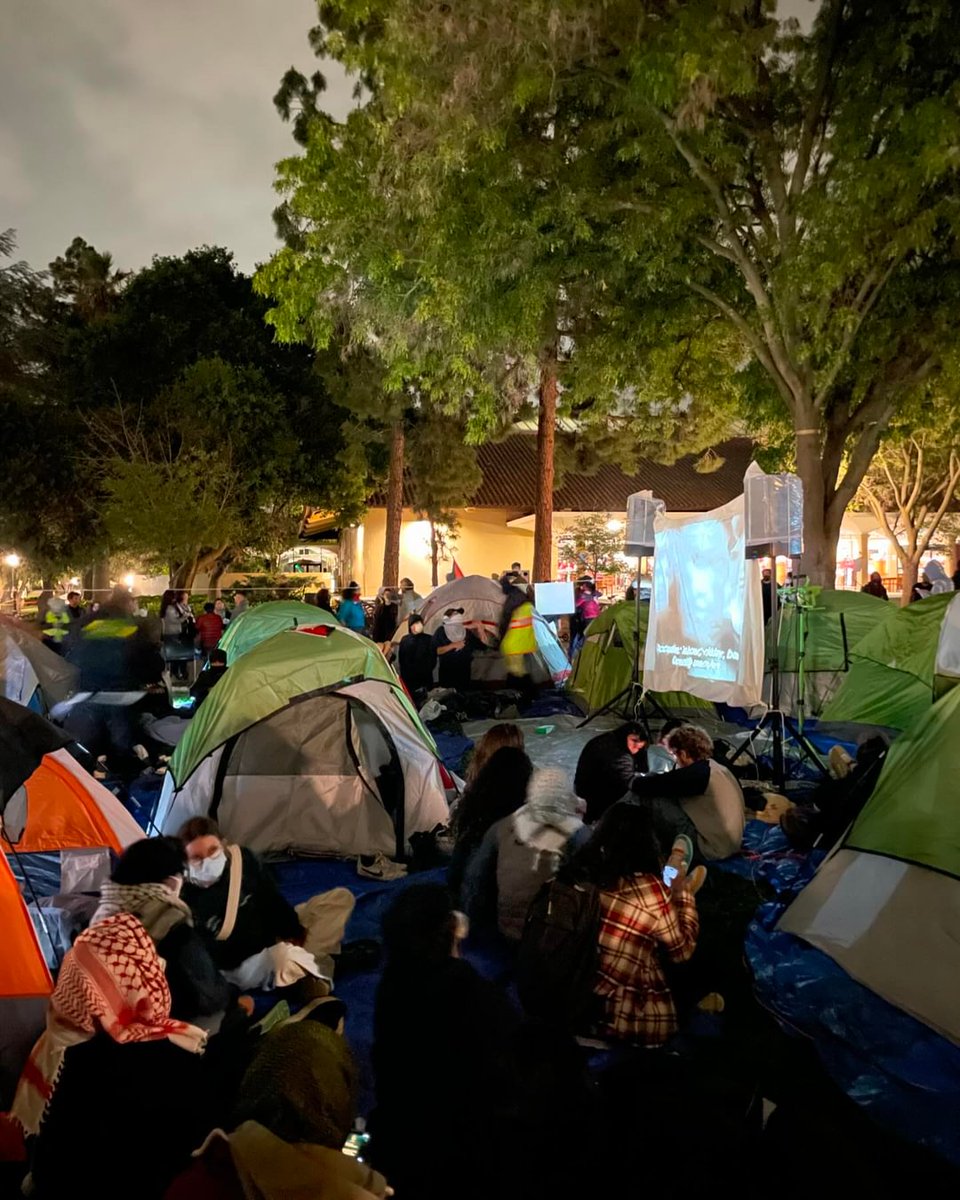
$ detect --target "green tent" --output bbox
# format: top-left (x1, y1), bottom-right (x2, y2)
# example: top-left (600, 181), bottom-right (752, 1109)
top-left (821, 591), bottom-right (960, 730)
top-left (780, 683), bottom-right (960, 1044)
top-left (219, 600), bottom-right (338, 662)
top-left (773, 589), bottom-right (891, 719)
top-left (158, 625), bottom-right (448, 859)
top-left (568, 601), bottom-right (712, 715)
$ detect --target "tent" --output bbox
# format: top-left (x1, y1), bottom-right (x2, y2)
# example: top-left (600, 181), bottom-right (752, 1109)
top-left (779, 681), bottom-right (960, 1046)
top-left (218, 599), bottom-right (339, 662)
top-left (157, 625), bottom-right (450, 859)
top-left (0, 700), bottom-right (143, 1099)
top-left (821, 591), bottom-right (960, 730)
top-left (391, 575), bottom-right (571, 685)
top-left (0, 615), bottom-right (78, 714)
top-left (773, 589), bottom-right (891, 719)
top-left (567, 601), bottom-right (712, 715)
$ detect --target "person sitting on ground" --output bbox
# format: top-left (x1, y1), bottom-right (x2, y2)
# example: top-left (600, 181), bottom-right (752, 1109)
top-left (463, 767), bottom-right (585, 941)
top-left (567, 802), bottom-right (701, 1047)
top-left (369, 884), bottom-right (524, 1200)
top-left (195, 601), bottom-right (225, 652)
top-left (190, 647), bottom-right (228, 709)
top-left (6, 912), bottom-right (208, 1199)
top-left (371, 586), bottom-right (401, 651)
top-left (397, 611), bottom-right (437, 698)
top-left (631, 723), bottom-right (745, 861)
top-left (165, 1022), bottom-right (390, 1200)
top-left (433, 606), bottom-right (476, 690)
top-left (574, 722), bottom-right (649, 825)
top-left (861, 571), bottom-right (888, 600)
top-left (337, 585), bottom-right (367, 633)
top-left (91, 836), bottom-right (234, 1024)
top-left (179, 817), bottom-right (352, 998)
top-left (448, 745), bottom-right (533, 903)
top-left (465, 721), bottom-right (525, 783)
top-left (398, 576), bottom-right (423, 620)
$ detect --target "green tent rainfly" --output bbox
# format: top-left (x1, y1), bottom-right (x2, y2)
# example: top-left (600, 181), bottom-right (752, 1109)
top-left (218, 599), bottom-right (339, 662)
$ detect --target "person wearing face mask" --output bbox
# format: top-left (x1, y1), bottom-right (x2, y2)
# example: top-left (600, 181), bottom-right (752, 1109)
top-left (179, 817), bottom-right (351, 999)
top-left (91, 836), bottom-right (234, 1023)
top-left (433, 607), bottom-right (475, 690)
top-left (397, 611), bottom-right (437, 699)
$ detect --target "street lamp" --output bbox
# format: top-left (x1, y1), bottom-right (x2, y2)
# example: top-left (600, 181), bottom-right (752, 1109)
top-left (3, 553), bottom-right (20, 568)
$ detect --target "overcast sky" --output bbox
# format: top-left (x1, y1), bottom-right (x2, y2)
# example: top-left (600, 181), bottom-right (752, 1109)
top-left (1, 0), bottom-right (818, 277)
top-left (0, 0), bottom-right (354, 274)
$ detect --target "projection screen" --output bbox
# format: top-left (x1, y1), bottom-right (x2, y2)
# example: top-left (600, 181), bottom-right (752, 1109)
top-left (643, 495), bottom-right (764, 708)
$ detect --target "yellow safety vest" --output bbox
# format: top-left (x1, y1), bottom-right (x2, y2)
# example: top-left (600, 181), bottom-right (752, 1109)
top-left (43, 611), bottom-right (71, 643)
top-left (501, 602), bottom-right (537, 656)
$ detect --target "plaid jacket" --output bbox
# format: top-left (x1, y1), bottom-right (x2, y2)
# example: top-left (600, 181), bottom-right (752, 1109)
top-left (594, 873), bottom-right (699, 1046)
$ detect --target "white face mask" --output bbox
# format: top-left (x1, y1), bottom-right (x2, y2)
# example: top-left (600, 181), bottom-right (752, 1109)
top-left (187, 850), bottom-right (227, 888)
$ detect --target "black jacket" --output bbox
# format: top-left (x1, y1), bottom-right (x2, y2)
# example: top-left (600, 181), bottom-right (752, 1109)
top-left (574, 729), bottom-right (648, 824)
top-left (397, 630), bottom-right (437, 692)
top-left (182, 847), bottom-right (303, 971)
top-left (156, 920), bottom-right (232, 1019)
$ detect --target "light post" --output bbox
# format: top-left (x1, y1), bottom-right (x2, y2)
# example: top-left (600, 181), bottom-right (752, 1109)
top-left (3, 553), bottom-right (21, 614)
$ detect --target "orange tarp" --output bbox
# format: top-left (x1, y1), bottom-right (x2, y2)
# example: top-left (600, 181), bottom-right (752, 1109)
top-left (0, 853), bottom-right (52, 998)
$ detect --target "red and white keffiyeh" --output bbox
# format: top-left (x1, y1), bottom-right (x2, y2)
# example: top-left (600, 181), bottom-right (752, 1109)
top-left (7, 912), bottom-right (206, 1142)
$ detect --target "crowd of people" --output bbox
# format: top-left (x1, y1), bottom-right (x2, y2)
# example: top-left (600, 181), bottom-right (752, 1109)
top-left (2, 709), bottom-right (757, 1199)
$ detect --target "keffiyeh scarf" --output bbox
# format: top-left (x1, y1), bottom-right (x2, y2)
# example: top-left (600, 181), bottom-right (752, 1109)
top-left (8, 912), bottom-right (206, 1140)
top-left (91, 880), bottom-right (192, 942)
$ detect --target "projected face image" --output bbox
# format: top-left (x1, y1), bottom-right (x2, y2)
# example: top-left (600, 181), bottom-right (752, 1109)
top-left (652, 515), bottom-right (745, 685)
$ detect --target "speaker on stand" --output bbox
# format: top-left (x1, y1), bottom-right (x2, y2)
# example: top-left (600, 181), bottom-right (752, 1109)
top-left (738, 465), bottom-right (825, 787)
top-left (578, 493), bottom-right (665, 735)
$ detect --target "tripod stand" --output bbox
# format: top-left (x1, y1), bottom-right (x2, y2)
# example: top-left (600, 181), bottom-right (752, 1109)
top-left (736, 578), bottom-right (828, 789)
top-left (577, 580), bottom-right (668, 741)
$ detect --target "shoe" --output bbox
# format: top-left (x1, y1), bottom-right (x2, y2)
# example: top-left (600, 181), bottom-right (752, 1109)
top-left (286, 996), bottom-right (347, 1035)
top-left (668, 834), bottom-right (694, 874)
top-left (357, 853), bottom-right (408, 881)
top-left (828, 745), bottom-right (854, 779)
top-left (686, 865), bottom-right (708, 896)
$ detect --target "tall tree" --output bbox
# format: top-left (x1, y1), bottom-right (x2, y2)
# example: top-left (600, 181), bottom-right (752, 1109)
top-left (257, 6), bottom-right (737, 584)
top-left (391, 0), bottom-right (960, 585)
top-left (49, 235), bottom-right (128, 321)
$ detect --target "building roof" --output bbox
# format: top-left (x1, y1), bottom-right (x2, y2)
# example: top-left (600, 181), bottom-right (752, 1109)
top-left (370, 433), bottom-right (755, 514)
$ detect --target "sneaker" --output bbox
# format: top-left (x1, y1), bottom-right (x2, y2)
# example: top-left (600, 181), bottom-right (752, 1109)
top-left (294, 974), bottom-right (333, 1004)
top-left (357, 853), bottom-right (408, 881)
top-left (828, 745), bottom-right (854, 779)
top-left (686, 865), bottom-right (708, 896)
top-left (668, 834), bottom-right (694, 874)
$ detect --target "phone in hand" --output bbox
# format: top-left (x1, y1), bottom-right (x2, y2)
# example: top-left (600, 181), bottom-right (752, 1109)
top-left (662, 864), bottom-right (679, 887)
top-left (343, 1132), bottom-right (370, 1160)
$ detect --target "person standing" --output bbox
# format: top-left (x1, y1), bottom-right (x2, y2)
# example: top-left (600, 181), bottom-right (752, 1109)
top-left (315, 587), bottom-right (334, 614)
top-left (398, 577), bottom-right (423, 620)
top-left (433, 607), bottom-right (475, 690)
top-left (231, 591), bottom-right (249, 618)
top-left (371, 587), bottom-right (401, 651)
top-left (396, 612), bottom-right (437, 698)
top-left (195, 602), bottom-right (225, 653)
top-left (161, 589), bottom-right (194, 682)
top-left (498, 576), bottom-right (537, 700)
top-left (337, 585), bottom-right (367, 634)
top-left (66, 590), bottom-right (84, 622)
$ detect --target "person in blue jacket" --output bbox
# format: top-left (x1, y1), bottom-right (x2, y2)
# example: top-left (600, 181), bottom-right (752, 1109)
top-left (337, 584), bottom-right (367, 634)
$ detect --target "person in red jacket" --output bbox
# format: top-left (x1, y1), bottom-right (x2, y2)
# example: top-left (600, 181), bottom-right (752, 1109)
top-left (195, 602), bottom-right (224, 653)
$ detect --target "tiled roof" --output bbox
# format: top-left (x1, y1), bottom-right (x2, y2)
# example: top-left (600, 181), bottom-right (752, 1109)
top-left (370, 433), bottom-right (755, 513)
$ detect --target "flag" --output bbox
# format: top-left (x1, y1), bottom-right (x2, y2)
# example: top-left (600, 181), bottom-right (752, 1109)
top-left (452, 559), bottom-right (465, 579)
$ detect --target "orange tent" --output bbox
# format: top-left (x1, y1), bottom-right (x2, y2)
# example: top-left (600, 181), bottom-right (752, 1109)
top-left (1, 749), bottom-right (143, 998)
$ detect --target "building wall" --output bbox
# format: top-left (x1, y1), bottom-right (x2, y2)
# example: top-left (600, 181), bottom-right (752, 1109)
top-left (357, 507), bottom-right (536, 594)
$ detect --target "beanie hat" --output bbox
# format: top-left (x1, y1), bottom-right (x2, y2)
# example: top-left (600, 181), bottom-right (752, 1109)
top-left (111, 836), bottom-right (186, 885)
top-left (524, 768), bottom-right (580, 830)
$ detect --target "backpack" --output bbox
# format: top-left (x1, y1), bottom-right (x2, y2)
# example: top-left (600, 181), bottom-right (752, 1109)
top-left (516, 875), bottom-right (602, 1032)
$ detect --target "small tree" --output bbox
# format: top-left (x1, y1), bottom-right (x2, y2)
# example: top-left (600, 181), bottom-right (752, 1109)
top-left (557, 515), bottom-right (626, 580)
top-left (858, 391), bottom-right (960, 604)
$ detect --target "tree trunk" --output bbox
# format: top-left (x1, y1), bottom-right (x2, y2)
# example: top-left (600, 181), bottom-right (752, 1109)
top-left (88, 559), bottom-right (111, 603)
top-left (170, 553), bottom-right (200, 592)
top-left (383, 421), bottom-right (405, 588)
top-left (795, 428), bottom-right (838, 590)
top-left (429, 520), bottom-right (440, 588)
top-left (533, 358), bottom-right (557, 583)
top-left (900, 557), bottom-right (919, 607)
